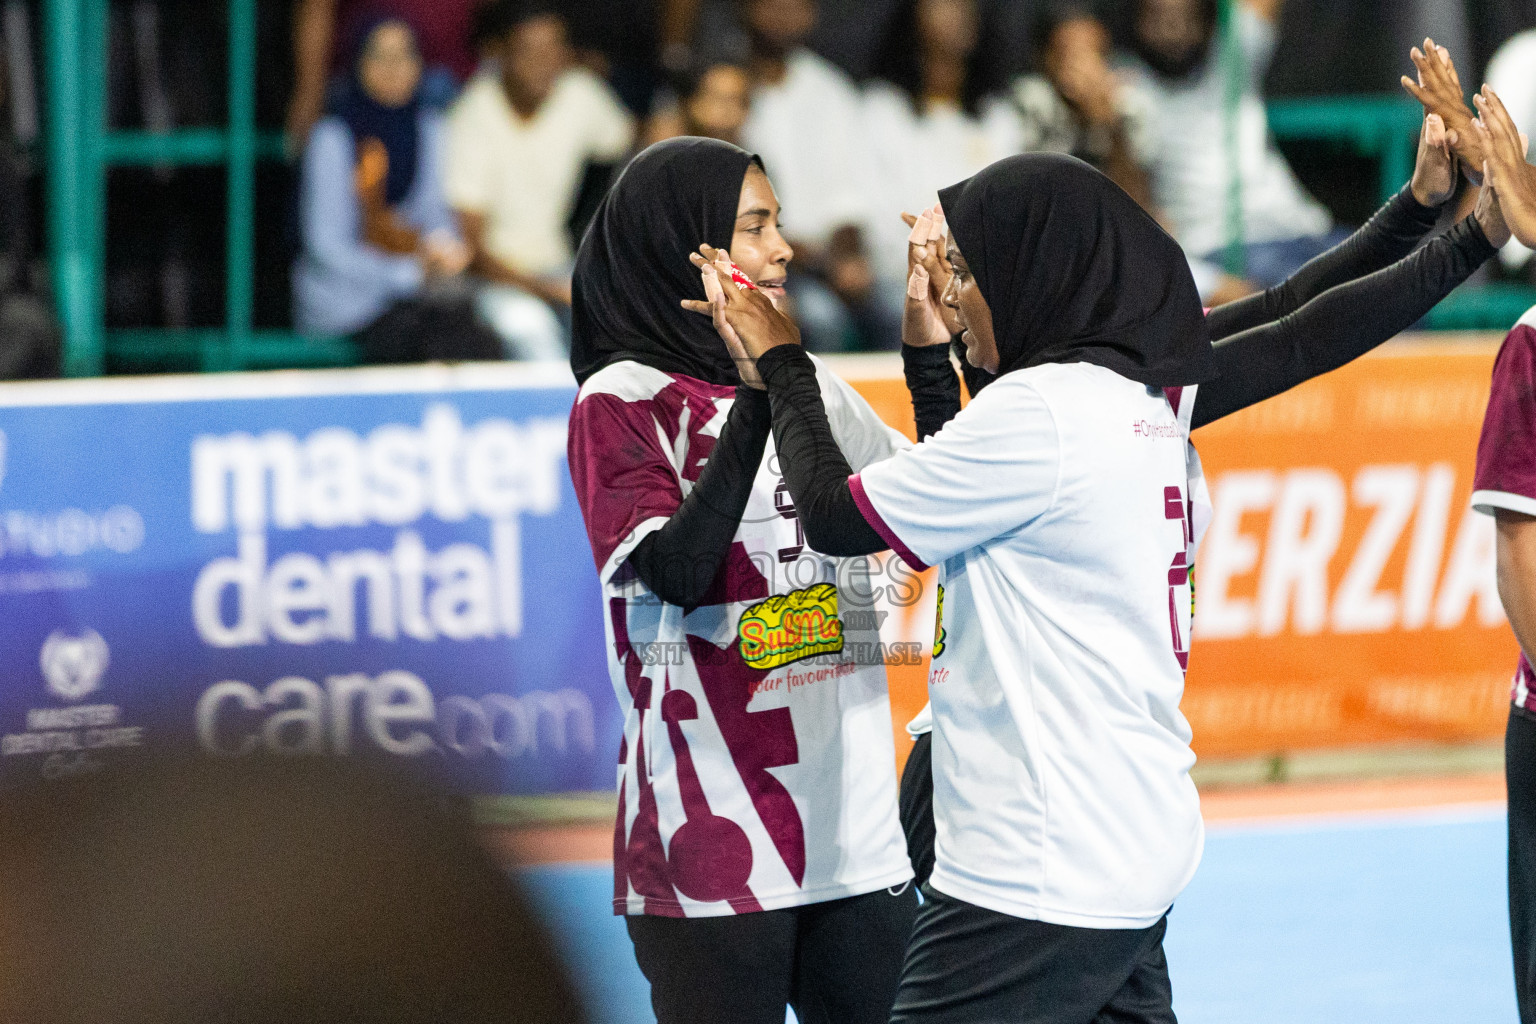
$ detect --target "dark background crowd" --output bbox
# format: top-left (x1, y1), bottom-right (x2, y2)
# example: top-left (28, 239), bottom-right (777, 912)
top-left (5, 0), bottom-right (1536, 371)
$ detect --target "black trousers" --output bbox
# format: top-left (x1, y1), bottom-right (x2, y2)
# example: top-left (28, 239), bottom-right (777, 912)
top-left (890, 887), bottom-right (1175, 1024)
top-left (1510, 707), bottom-right (1536, 1022)
top-left (900, 731), bottom-right (937, 889)
top-left (626, 884), bottom-right (918, 1024)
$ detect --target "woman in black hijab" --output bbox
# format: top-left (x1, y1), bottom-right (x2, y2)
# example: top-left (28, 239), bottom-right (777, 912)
top-left (571, 137), bottom-right (753, 387)
top-left (698, 151), bottom-right (1505, 1023)
top-left (566, 137), bottom-right (920, 1024)
top-left (897, 107), bottom-right (1494, 898)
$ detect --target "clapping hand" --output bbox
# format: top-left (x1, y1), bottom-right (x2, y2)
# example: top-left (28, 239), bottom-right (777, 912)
top-left (681, 246), bottom-right (801, 386)
top-left (1473, 86), bottom-right (1536, 249)
top-left (681, 244), bottom-right (763, 388)
top-left (900, 205), bottom-right (958, 348)
top-left (1410, 113), bottom-right (1458, 207)
top-left (1401, 39), bottom-right (1483, 183)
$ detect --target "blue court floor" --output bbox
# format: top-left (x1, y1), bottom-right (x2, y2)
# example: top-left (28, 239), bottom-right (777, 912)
top-left (520, 806), bottom-right (1515, 1023)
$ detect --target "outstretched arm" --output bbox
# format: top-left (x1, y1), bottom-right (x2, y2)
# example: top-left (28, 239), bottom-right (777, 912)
top-left (1206, 111), bottom-right (1456, 340)
top-left (288, 0), bottom-right (339, 152)
top-left (1194, 205), bottom-right (1502, 428)
top-left (758, 346), bottom-right (889, 556)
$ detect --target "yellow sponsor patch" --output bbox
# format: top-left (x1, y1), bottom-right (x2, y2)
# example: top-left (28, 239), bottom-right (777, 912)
top-left (737, 583), bottom-right (845, 670)
top-left (932, 583), bottom-right (946, 659)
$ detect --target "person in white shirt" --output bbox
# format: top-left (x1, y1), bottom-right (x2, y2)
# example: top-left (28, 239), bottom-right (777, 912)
top-left (739, 0), bottom-right (897, 350)
top-left (444, 0), bottom-right (634, 360)
top-left (698, 152), bottom-right (1214, 1024)
top-left (862, 0), bottom-right (1024, 290)
top-left (1009, 2), bottom-right (1259, 307)
top-left (1120, 0), bottom-right (1349, 290)
top-left (690, 145), bottom-right (1505, 1021)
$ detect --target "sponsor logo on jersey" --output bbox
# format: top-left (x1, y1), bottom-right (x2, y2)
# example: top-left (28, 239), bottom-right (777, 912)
top-left (737, 584), bottom-right (844, 669)
top-left (932, 584), bottom-right (946, 659)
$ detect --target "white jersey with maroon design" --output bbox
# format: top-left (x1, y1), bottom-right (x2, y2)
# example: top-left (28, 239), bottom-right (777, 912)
top-left (1472, 307), bottom-right (1536, 711)
top-left (853, 364), bottom-right (1208, 929)
top-left (568, 357), bottom-right (914, 918)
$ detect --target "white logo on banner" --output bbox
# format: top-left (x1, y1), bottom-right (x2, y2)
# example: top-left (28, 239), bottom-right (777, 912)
top-left (40, 630), bottom-right (110, 702)
top-left (187, 404), bottom-right (568, 649)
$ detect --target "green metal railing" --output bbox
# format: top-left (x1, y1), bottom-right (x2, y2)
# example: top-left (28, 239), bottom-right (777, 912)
top-left (41, 2), bottom-right (1534, 376)
top-left (43, 0), bottom-right (356, 375)
top-left (1266, 94), bottom-right (1424, 205)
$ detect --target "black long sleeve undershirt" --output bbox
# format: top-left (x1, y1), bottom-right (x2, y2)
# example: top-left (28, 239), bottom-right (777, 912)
top-left (760, 346), bottom-right (887, 556)
top-left (1193, 215), bottom-right (1495, 427)
top-left (625, 386), bottom-right (772, 606)
top-left (903, 342), bottom-right (963, 440)
top-left (1205, 184), bottom-right (1441, 341)
top-left (764, 213), bottom-right (1497, 556)
top-left (900, 186), bottom-right (1445, 449)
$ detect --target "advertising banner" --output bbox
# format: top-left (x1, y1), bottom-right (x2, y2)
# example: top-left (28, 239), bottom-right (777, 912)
top-left (0, 339), bottom-right (1517, 796)
top-left (0, 364), bottom-right (614, 793)
top-left (1180, 338), bottom-right (1518, 757)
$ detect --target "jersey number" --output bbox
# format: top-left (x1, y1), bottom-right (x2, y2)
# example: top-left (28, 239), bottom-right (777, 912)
top-left (1164, 485), bottom-right (1191, 672)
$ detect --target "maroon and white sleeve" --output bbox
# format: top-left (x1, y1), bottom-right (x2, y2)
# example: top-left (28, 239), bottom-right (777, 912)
top-left (1473, 315), bottom-right (1536, 518)
top-left (567, 391), bottom-right (683, 582)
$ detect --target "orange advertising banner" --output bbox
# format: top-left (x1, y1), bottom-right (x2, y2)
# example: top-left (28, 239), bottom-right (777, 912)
top-left (836, 337), bottom-right (1521, 762)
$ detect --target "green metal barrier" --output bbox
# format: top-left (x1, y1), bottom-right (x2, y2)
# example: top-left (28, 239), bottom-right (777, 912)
top-left (1265, 94), bottom-right (1425, 205)
top-left (38, 4), bottom-right (1536, 374)
top-left (43, 0), bottom-right (357, 375)
top-left (1262, 93), bottom-right (1536, 328)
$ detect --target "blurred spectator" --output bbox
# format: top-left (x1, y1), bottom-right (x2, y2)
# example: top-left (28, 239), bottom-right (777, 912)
top-left (0, 61), bottom-right (57, 380)
top-left (0, 755), bottom-right (587, 1023)
top-left (1121, 0), bottom-right (1350, 290)
top-left (1486, 28), bottom-right (1536, 279)
top-left (294, 16), bottom-right (502, 363)
top-left (1471, 1), bottom-right (1536, 86)
top-left (1012, 4), bottom-right (1257, 306)
top-left (1012, 3), bottom-right (1155, 208)
top-left (555, 0), bottom-right (663, 116)
top-left (740, 0), bottom-right (893, 350)
top-left (288, 0), bottom-right (488, 148)
top-left (446, 0), bottom-right (635, 360)
top-left (863, 0), bottom-right (1021, 288)
top-left (642, 59), bottom-right (752, 147)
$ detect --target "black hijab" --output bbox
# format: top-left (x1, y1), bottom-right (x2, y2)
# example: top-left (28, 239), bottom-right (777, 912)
top-left (571, 137), bottom-right (760, 387)
top-left (938, 153), bottom-right (1215, 388)
top-left (333, 11), bottom-right (422, 206)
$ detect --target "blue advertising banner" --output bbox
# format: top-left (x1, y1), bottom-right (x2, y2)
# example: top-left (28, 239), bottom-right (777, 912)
top-left (0, 364), bottom-right (616, 795)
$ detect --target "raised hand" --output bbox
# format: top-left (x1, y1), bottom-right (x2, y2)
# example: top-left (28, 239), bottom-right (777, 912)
top-left (1474, 170), bottom-right (1513, 249)
top-left (1474, 87), bottom-right (1536, 249)
top-left (681, 246), bottom-right (764, 387)
top-left (900, 206), bottom-right (956, 348)
top-left (681, 246), bottom-right (801, 371)
top-left (1401, 39), bottom-right (1483, 182)
top-left (1410, 113), bottom-right (1458, 207)
top-left (901, 204), bottom-right (962, 343)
